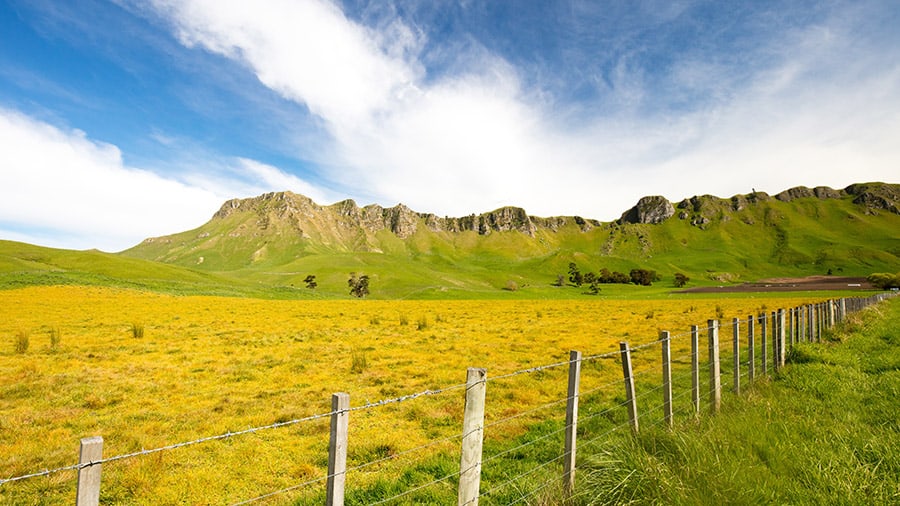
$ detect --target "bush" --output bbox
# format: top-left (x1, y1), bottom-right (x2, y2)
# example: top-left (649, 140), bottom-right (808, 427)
top-left (350, 351), bottom-right (367, 374)
top-left (503, 280), bottom-right (519, 291)
top-left (868, 272), bottom-right (900, 289)
top-left (131, 322), bottom-right (145, 338)
top-left (674, 273), bottom-right (690, 288)
top-left (416, 315), bottom-right (429, 331)
top-left (49, 327), bottom-right (61, 351)
top-left (14, 330), bottom-right (29, 354)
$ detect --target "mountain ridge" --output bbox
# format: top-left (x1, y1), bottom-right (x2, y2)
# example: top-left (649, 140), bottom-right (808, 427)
top-left (3, 182), bottom-right (897, 299)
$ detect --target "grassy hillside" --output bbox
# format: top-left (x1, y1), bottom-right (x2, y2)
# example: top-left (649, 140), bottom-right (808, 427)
top-left (0, 240), bottom-right (274, 297)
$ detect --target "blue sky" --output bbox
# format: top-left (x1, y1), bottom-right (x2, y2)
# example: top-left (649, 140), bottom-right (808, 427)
top-left (1, 0), bottom-right (898, 252)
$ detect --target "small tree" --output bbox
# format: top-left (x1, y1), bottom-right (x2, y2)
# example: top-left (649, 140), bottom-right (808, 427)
top-left (674, 272), bottom-right (690, 288)
top-left (303, 274), bottom-right (317, 289)
top-left (348, 273), bottom-right (370, 298)
top-left (568, 262), bottom-right (583, 287)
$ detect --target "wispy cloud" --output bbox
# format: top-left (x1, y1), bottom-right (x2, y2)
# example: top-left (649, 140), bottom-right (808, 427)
top-left (0, 109), bottom-right (325, 251)
top-left (151, 0), bottom-right (900, 219)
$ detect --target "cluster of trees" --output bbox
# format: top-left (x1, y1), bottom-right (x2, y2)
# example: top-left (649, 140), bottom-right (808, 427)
top-left (560, 263), bottom-right (664, 294)
top-left (300, 273), bottom-right (371, 297)
top-left (868, 272), bottom-right (900, 289)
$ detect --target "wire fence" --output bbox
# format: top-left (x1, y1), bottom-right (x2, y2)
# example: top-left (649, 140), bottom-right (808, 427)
top-left (1, 293), bottom-right (893, 505)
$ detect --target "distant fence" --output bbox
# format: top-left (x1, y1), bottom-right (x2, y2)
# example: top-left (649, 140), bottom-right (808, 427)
top-left (1, 293), bottom-right (894, 505)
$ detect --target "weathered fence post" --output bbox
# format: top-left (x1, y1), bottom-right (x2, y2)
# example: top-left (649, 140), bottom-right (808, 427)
top-left (76, 436), bottom-right (103, 506)
top-left (760, 314), bottom-right (768, 376)
top-left (691, 325), bottom-right (700, 415)
top-left (708, 320), bottom-right (721, 413)
top-left (620, 342), bottom-right (639, 434)
top-left (326, 392), bottom-right (350, 506)
top-left (563, 351), bottom-right (581, 495)
top-left (778, 309), bottom-right (786, 369)
top-left (661, 331), bottom-right (673, 428)
top-left (458, 367), bottom-right (487, 506)
top-left (732, 318), bottom-right (740, 395)
top-left (747, 316), bottom-right (755, 382)
top-left (771, 312), bottom-right (779, 372)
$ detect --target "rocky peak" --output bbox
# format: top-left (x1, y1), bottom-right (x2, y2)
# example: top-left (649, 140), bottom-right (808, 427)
top-left (619, 196), bottom-right (675, 225)
top-left (775, 185), bottom-right (844, 202)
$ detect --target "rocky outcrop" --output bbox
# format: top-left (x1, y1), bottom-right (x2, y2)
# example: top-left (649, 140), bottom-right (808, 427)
top-left (618, 196), bottom-right (675, 225)
top-left (846, 183), bottom-right (900, 215)
top-left (775, 186), bottom-right (844, 202)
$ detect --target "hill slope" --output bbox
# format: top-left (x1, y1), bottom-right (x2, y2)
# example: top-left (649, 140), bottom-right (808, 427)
top-left (116, 182), bottom-right (900, 297)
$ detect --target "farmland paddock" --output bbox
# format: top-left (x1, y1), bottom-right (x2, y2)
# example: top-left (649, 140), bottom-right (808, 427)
top-left (0, 292), bottom-right (895, 504)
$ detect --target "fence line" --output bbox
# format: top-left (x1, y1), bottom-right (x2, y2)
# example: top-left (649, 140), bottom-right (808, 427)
top-left (2, 293), bottom-right (893, 505)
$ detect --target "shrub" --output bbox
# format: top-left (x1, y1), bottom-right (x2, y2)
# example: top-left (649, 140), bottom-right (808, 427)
top-left (399, 314), bottom-right (409, 326)
top-left (868, 272), bottom-right (900, 289)
top-left (350, 351), bottom-right (367, 374)
top-left (49, 327), bottom-right (61, 351)
top-left (416, 315), bottom-right (429, 331)
top-left (131, 322), bottom-right (145, 339)
top-left (14, 330), bottom-right (29, 354)
top-left (674, 273), bottom-right (690, 288)
top-left (503, 280), bottom-right (519, 291)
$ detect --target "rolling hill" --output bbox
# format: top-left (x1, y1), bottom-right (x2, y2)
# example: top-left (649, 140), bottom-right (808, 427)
top-left (2, 182), bottom-right (898, 298)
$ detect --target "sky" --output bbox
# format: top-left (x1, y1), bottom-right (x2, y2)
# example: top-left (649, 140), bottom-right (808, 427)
top-left (1, 0), bottom-right (899, 252)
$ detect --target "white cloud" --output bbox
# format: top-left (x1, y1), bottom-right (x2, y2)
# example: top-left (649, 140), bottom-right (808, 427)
top-left (0, 109), bottom-right (327, 251)
top-left (152, 0), bottom-right (900, 221)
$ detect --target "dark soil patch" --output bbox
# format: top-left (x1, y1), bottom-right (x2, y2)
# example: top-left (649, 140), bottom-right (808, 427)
top-left (675, 276), bottom-right (875, 294)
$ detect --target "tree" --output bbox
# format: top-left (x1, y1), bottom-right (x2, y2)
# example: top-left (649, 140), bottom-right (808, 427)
top-left (348, 272), bottom-right (370, 297)
top-left (303, 274), bottom-right (317, 289)
top-left (568, 262), bottom-right (583, 287)
top-left (674, 272), bottom-right (690, 288)
top-left (629, 268), bottom-right (658, 286)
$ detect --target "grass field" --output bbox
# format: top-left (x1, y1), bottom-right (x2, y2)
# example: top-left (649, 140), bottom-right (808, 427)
top-left (0, 285), bottom-right (849, 504)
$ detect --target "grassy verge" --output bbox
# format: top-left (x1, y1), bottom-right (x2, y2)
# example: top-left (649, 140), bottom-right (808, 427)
top-left (572, 296), bottom-right (900, 504)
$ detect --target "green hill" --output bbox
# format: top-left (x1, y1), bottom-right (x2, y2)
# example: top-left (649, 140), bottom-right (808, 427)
top-left (3, 182), bottom-right (898, 298)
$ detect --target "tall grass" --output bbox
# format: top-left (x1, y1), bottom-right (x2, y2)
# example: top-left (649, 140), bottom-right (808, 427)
top-left (573, 298), bottom-right (900, 504)
top-left (14, 330), bottom-right (29, 354)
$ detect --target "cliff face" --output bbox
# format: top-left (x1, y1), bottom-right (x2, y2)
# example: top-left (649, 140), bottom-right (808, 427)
top-left (208, 191), bottom-right (598, 240)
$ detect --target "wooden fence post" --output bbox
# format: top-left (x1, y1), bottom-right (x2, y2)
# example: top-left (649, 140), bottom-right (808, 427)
top-left (326, 392), bottom-right (350, 506)
top-left (563, 351), bottom-right (581, 495)
top-left (76, 436), bottom-right (103, 506)
top-left (620, 342), bottom-right (639, 434)
top-left (778, 309), bottom-right (786, 368)
top-left (770, 312), bottom-right (778, 372)
top-left (732, 318), bottom-right (740, 395)
top-left (808, 304), bottom-right (814, 343)
top-left (458, 367), bottom-right (487, 506)
top-left (760, 314), bottom-right (768, 376)
top-left (708, 320), bottom-right (721, 413)
top-left (747, 316), bottom-right (755, 383)
top-left (661, 332), bottom-right (673, 428)
top-left (691, 325), bottom-right (700, 415)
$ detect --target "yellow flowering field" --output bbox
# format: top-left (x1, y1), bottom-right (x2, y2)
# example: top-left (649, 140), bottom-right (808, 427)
top-left (0, 286), bottom-right (825, 504)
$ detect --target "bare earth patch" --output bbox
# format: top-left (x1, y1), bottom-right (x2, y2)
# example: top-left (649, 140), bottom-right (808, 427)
top-left (675, 275), bottom-right (874, 293)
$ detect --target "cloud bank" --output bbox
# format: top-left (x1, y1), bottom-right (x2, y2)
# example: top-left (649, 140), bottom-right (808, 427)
top-left (152, 0), bottom-right (900, 219)
top-left (0, 109), bottom-right (324, 251)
